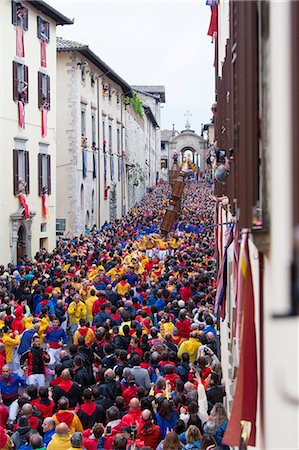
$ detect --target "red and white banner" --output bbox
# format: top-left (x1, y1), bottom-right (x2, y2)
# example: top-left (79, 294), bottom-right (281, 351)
top-left (223, 229), bottom-right (258, 447)
top-left (41, 40), bottom-right (47, 67)
top-left (41, 109), bottom-right (48, 138)
top-left (18, 101), bottom-right (25, 128)
top-left (42, 194), bottom-right (48, 219)
top-left (18, 193), bottom-right (29, 220)
top-left (16, 25), bottom-right (25, 57)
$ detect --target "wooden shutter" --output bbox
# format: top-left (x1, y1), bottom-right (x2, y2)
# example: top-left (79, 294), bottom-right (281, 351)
top-left (23, 6), bottom-right (28, 31)
top-left (47, 75), bottom-right (51, 110)
top-left (38, 153), bottom-right (43, 196)
top-left (25, 150), bottom-right (29, 194)
top-left (13, 149), bottom-right (19, 196)
top-left (12, 1), bottom-right (17, 25)
top-left (47, 154), bottom-right (51, 195)
top-left (13, 61), bottom-right (18, 101)
top-left (38, 71), bottom-right (42, 109)
top-left (24, 65), bottom-right (29, 103)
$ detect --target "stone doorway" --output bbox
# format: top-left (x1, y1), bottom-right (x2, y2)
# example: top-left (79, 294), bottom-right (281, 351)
top-left (10, 208), bottom-right (36, 264)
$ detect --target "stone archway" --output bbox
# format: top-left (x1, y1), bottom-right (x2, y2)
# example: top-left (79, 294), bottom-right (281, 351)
top-left (169, 129), bottom-right (206, 174)
top-left (10, 208), bottom-right (36, 263)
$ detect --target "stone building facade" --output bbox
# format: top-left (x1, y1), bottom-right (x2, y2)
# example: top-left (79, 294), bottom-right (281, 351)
top-left (0, 0), bottom-right (72, 264)
top-left (56, 38), bottom-right (132, 236)
top-left (125, 86), bottom-right (165, 210)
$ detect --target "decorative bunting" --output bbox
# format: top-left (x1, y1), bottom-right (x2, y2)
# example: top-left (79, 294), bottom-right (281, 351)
top-left (42, 193), bottom-right (48, 219)
top-left (41, 40), bottom-right (47, 67)
top-left (223, 229), bottom-right (258, 447)
top-left (18, 101), bottom-right (25, 128)
top-left (18, 192), bottom-right (29, 220)
top-left (41, 109), bottom-right (48, 138)
top-left (16, 25), bottom-right (25, 57)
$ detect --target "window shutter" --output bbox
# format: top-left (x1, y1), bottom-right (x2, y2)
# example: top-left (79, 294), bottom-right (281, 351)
top-left (47, 154), bottom-right (51, 195)
top-left (23, 7), bottom-right (28, 31)
top-left (24, 65), bottom-right (29, 103)
top-left (38, 153), bottom-right (43, 196)
top-left (38, 71), bottom-right (42, 109)
top-left (12, 1), bottom-right (17, 26)
top-left (13, 149), bottom-right (19, 196)
top-left (13, 61), bottom-right (18, 101)
top-left (47, 75), bottom-right (51, 110)
top-left (25, 150), bottom-right (29, 194)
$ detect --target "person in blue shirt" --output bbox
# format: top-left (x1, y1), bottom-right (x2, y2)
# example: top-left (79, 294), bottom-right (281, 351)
top-left (18, 323), bottom-right (40, 357)
top-left (44, 318), bottom-right (67, 366)
top-left (42, 417), bottom-right (56, 447)
top-left (155, 294), bottom-right (165, 312)
top-left (0, 365), bottom-right (27, 424)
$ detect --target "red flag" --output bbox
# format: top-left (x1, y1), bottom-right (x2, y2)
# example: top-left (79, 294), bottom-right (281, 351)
top-left (18, 101), bottom-right (25, 128)
top-left (218, 204), bottom-right (223, 264)
top-left (41, 40), bottom-right (47, 67)
top-left (223, 229), bottom-right (258, 447)
top-left (207, 4), bottom-right (218, 38)
top-left (42, 194), bottom-right (48, 219)
top-left (233, 222), bottom-right (240, 337)
top-left (18, 193), bottom-right (29, 220)
top-left (41, 109), bottom-right (48, 138)
top-left (16, 25), bottom-right (25, 57)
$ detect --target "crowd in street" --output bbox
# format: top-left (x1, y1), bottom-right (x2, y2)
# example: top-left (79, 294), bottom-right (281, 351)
top-left (0, 180), bottom-right (229, 450)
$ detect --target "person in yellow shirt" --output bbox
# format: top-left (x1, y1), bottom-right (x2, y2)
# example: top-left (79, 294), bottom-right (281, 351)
top-left (73, 319), bottom-right (95, 346)
top-left (38, 315), bottom-right (50, 345)
top-left (177, 331), bottom-right (202, 364)
top-left (106, 263), bottom-right (125, 282)
top-left (84, 288), bottom-right (97, 323)
top-left (52, 397), bottom-right (83, 434)
top-left (115, 276), bottom-right (131, 296)
top-left (0, 326), bottom-right (20, 364)
top-left (67, 294), bottom-right (87, 334)
top-left (47, 423), bottom-right (71, 450)
top-left (160, 316), bottom-right (175, 338)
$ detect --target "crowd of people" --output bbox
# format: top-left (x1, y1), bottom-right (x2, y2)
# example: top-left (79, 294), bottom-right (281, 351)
top-left (0, 181), bottom-right (229, 450)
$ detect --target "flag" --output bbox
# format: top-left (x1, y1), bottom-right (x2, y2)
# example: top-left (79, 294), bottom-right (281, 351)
top-left (42, 194), bottom-right (48, 219)
top-left (223, 229), bottom-right (258, 447)
top-left (41, 40), bottom-right (47, 67)
top-left (214, 224), bottom-right (234, 319)
top-left (41, 109), bottom-right (48, 138)
top-left (18, 101), bottom-right (25, 128)
top-left (18, 193), bottom-right (29, 220)
top-left (16, 25), bottom-right (24, 57)
top-left (207, 4), bottom-right (218, 38)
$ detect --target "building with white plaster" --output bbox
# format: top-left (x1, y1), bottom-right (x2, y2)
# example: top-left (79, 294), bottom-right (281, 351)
top-left (56, 38), bottom-right (133, 236)
top-left (0, 0), bottom-right (72, 264)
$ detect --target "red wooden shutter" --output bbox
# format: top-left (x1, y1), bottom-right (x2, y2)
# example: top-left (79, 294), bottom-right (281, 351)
top-left (47, 75), bottom-right (50, 110)
top-left (47, 154), bottom-right (51, 195)
top-left (25, 150), bottom-right (29, 194)
top-left (24, 65), bottom-right (29, 103)
top-left (38, 71), bottom-right (42, 109)
top-left (13, 149), bottom-right (19, 196)
top-left (38, 153), bottom-right (43, 196)
top-left (13, 61), bottom-right (18, 101)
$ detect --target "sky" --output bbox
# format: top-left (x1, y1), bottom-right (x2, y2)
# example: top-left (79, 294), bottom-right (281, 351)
top-left (49, 0), bottom-right (215, 134)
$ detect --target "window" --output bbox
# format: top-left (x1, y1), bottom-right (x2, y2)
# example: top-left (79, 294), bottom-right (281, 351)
top-left (116, 93), bottom-right (120, 104)
top-left (38, 153), bottom-right (51, 195)
top-left (13, 61), bottom-right (28, 103)
top-left (108, 86), bottom-right (112, 101)
top-left (81, 65), bottom-right (86, 84)
top-left (38, 72), bottom-right (50, 110)
top-left (80, 184), bottom-right (84, 211)
top-left (109, 123), bottom-right (112, 152)
top-left (91, 113), bottom-right (96, 147)
top-left (13, 149), bottom-right (29, 195)
top-left (90, 72), bottom-right (95, 89)
top-left (37, 16), bottom-right (50, 41)
top-left (83, 149), bottom-right (87, 178)
top-left (81, 107), bottom-right (86, 138)
top-left (161, 142), bottom-right (165, 150)
top-left (12, 1), bottom-right (28, 30)
top-left (117, 128), bottom-right (121, 155)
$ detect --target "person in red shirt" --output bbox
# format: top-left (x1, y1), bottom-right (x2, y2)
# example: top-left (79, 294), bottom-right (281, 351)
top-left (83, 423), bottom-right (104, 450)
top-left (137, 409), bottom-right (161, 449)
top-left (31, 387), bottom-right (54, 419)
top-left (164, 365), bottom-right (180, 391)
top-left (122, 375), bottom-right (138, 409)
top-left (119, 397), bottom-right (142, 429)
top-left (176, 312), bottom-right (192, 339)
top-left (92, 292), bottom-right (107, 317)
top-left (127, 337), bottom-right (142, 358)
top-left (180, 281), bottom-right (193, 302)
